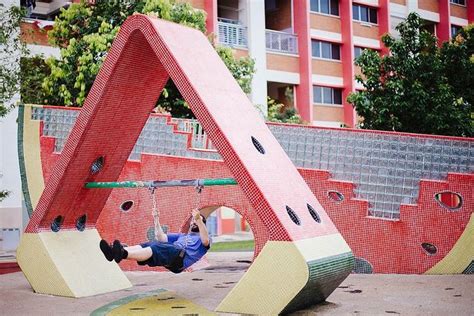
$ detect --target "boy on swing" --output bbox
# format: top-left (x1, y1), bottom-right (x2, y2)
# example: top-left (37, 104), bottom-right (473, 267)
top-left (99, 209), bottom-right (211, 273)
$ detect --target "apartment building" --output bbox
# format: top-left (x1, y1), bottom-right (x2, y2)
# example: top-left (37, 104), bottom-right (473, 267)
top-left (19, 0), bottom-right (474, 127)
top-left (202, 0), bottom-right (473, 128)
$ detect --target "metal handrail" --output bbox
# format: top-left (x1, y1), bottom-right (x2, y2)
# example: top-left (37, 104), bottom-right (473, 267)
top-left (217, 20), bottom-right (247, 48)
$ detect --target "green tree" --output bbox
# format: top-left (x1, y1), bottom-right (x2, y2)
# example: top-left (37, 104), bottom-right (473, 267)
top-left (43, 0), bottom-right (255, 118)
top-left (266, 97), bottom-right (303, 124)
top-left (348, 13), bottom-right (472, 137)
top-left (440, 24), bottom-right (474, 128)
top-left (20, 56), bottom-right (50, 104)
top-left (215, 46), bottom-right (254, 94)
top-left (0, 4), bottom-right (29, 202)
top-left (0, 4), bottom-right (28, 117)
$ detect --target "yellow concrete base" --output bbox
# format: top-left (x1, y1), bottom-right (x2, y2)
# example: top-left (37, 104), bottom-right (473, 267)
top-left (216, 234), bottom-right (353, 315)
top-left (17, 229), bottom-right (132, 297)
top-left (426, 213), bottom-right (474, 274)
top-left (21, 104), bottom-right (45, 211)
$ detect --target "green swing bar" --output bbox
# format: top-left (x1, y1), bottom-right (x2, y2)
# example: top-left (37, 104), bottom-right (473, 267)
top-left (84, 178), bottom-right (237, 189)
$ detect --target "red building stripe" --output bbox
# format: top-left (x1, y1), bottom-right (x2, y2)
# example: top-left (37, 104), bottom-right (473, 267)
top-left (293, 0), bottom-right (313, 123)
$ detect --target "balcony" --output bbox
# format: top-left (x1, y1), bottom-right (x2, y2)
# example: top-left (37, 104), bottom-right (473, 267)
top-left (172, 118), bottom-right (216, 151)
top-left (22, 0), bottom-right (70, 20)
top-left (217, 18), bottom-right (247, 48)
top-left (265, 30), bottom-right (298, 55)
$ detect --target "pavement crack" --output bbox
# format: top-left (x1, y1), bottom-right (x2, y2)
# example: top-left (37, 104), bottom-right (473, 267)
top-left (344, 289), bottom-right (362, 294)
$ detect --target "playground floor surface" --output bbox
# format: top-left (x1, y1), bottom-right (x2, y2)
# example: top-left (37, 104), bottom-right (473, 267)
top-left (1, 251), bottom-right (473, 315)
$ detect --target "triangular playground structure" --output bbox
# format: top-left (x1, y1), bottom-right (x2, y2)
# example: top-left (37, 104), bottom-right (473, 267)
top-left (17, 15), bottom-right (353, 314)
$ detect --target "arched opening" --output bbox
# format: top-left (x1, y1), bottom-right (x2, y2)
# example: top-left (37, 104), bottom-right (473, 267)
top-left (195, 205), bottom-right (255, 270)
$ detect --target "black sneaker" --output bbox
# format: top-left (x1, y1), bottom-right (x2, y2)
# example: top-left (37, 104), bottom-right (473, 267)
top-left (99, 240), bottom-right (114, 262)
top-left (113, 240), bottom-right (125, 263)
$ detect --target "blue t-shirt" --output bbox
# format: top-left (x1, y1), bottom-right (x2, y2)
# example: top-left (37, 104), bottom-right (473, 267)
top-left (167, 233), bottom-right (211, 269)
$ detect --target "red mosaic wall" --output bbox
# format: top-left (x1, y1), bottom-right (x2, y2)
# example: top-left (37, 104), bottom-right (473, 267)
top-left (26, 14), bottom-right (473, 274)
top-left (301, 170), bottom-right (473, 273)
top-left (39, 133), bottom-right (474, 273)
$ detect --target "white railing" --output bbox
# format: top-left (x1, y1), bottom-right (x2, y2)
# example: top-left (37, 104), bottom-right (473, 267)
top-left (265, 30), bottom-right (298, 54)
top-left (28, 0), bottom-right (69, 19)
top-left (217, 19), bottom-right (247, 48)
top-left (172, 118), bottom-right (216, 151)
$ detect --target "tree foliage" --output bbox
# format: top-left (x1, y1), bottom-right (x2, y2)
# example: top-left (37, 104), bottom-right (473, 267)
top-left (215, 45), bottom-right (254, 95)
top-left (43, 0), bottom-right (255, 118)
top-left (0, 4), bottom-right (28, 117)
top-left (21, 56), bottom-right (50, 104)
top-left (440, 25), bottom-right (474, 122)
top-left (348, 13), bottom-right (472, 137)
top-left (0, 4), bottom-right (28, 203)
top-left (266, 97), bottom-right (303, 124)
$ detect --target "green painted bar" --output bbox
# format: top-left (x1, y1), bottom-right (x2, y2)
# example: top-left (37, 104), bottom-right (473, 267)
top-left (84, 181), bottom-right (149, 189)
top-left (201, 178), bottom-right (237, 186)
top-left (85, 178), bottom-right (237, 189)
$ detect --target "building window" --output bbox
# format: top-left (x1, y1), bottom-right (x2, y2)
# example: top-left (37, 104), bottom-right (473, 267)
top-left (451, 25), bottom-right (462, 37)
top-left (310, 0), bottom-right (339, 16)
top-left (312, 40), bottom-right (341, 60)
top-left (353, 4), bottom-right (378, 24)
top-left (354, 46), bottom-right (364, 58)
top-left (313, 86), bottom-right (343, 105)
top-left (450, 0), bottom-right (466, 5)
top-left (265, 0), bottom-right (278, 11)
top-left (354, 47), bottom-right (374, 60)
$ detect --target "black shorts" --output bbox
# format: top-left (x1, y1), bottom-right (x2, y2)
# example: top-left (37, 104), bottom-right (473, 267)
top-left (138, 241), bottom-right (184, 273)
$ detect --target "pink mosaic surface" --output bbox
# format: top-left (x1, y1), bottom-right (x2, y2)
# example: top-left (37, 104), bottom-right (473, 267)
top-left (26, 15), bottom-right (339, 249)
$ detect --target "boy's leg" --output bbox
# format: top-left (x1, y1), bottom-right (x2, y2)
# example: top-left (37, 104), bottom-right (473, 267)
top-left (100, 239), bottom-right (152, 263)
top-left (124, 246), bottom-right (153, 262)
top-left (124, 245), bottom-right (143, 251)
top-left (112, 240), bottom-right (154, 263)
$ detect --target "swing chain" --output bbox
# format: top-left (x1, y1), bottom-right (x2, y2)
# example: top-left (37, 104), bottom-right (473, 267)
top-left (187, 184), bottom-right (204, 236)
top-left (148, 184), bottom-right (203, 238)
top-left (194, 184), bottom-right (204, 209)
top-left (149, 187), bottom-right (159, 230)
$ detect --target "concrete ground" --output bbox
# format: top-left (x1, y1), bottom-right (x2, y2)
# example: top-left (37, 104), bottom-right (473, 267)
top-left (1, 251), bottom-right (473, 315)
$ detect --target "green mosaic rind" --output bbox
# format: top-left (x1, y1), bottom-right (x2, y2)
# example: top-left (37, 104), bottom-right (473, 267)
top-left (462, 260), bottom-right (474, 274)
top-left (354, 257), bottom-right (374, 274)
top-left (282, 251), bottom-right (354, 314)
top-left (17, 104), bottom-right (34, 218)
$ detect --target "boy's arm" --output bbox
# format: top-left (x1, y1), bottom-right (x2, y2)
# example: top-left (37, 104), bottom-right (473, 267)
top-left (192, 209), bottom-right (210, 247)
top-left (153, 215), bottom-right (168, 242)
